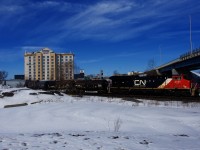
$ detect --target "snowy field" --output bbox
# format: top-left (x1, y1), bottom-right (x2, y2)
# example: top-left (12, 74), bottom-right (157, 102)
top-left (0, 86), bottom-right (200, 150)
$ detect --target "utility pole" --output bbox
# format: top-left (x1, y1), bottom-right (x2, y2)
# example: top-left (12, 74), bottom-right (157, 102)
top-left (159, 45), bottom-right (162, 65)
top-left (189, 15), bottom-right (193, 54)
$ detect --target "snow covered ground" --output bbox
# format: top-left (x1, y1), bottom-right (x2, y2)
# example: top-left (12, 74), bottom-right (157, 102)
top-left (0, 86), bottom-right (200, 150)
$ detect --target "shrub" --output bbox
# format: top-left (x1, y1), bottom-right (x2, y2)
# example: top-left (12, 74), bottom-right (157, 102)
top-left (114, 117), bottom-right (123, 132)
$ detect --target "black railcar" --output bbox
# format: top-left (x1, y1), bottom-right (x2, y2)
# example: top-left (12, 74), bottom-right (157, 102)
top-left (74, 79), bottom-right (109, 94)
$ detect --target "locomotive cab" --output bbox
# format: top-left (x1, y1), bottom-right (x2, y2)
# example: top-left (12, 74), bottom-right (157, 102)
top-left (169, 74), bottom-right (191, 89)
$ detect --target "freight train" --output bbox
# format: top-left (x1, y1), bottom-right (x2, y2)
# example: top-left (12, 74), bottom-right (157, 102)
top-left (25, 72), bottom-right (200, 97)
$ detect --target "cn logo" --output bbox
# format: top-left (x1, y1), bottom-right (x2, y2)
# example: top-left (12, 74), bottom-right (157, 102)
top-left (133, 80), bottom-right (146, 86)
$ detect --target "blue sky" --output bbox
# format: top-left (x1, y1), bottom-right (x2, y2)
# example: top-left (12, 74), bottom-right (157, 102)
top-left (0, 0), bottom-right (200, 79)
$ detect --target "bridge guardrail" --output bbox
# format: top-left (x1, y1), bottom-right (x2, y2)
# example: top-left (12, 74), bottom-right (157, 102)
top-left (180, 48), bottom-right (200, 60)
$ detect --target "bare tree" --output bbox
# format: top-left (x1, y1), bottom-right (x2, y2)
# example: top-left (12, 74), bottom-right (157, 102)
top-left (146, 59), bottom-right (156, 71)
top-left (16, 81), bottom-right (24, 88)
top-left (113, 70), bottom-right (119, 76)
top-left (114, 117), bottom-right (123, 132)
top-left (0, 71), bottom-right (8, 84)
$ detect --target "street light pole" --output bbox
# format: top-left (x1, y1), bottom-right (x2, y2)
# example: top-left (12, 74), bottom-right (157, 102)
top-left (189, 15), bottom-right (193, 54)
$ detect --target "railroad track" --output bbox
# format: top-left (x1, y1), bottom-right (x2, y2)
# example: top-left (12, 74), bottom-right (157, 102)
top-left (79, 93), bottom-right (200, 102)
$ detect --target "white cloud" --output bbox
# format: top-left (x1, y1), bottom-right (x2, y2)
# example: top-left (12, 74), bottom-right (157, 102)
top-left (66, 0), bottom-right (135, 29)
top-left (0, 5), bottom-right (22, 13)
top-left (58, 0), bottom-right (173, 41)
top-left (89, 0), bottom-right (135, 15)
top-left (21, 46), bottom-right (46, 52)
top-left (1, 0), bottom-right (200, 43)
top-left (36, 1), bottom-right (60, 8)
top-left (55, 0), bottom-right (200, 42)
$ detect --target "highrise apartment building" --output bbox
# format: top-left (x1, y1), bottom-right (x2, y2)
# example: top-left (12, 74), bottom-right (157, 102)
top-left (24, 48), bottom-right (74, 80)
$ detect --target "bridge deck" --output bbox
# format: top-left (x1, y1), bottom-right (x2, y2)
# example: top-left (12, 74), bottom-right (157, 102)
top-left (155, 48), bottom-right (200, 73)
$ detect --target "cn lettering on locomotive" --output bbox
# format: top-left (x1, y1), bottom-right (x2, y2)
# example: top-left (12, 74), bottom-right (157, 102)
top-left (133, 80), bottom-right (146, 86)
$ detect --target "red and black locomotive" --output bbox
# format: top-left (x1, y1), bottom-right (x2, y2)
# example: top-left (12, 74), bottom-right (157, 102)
top-left (109, 73), bottom-right (199, 96)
